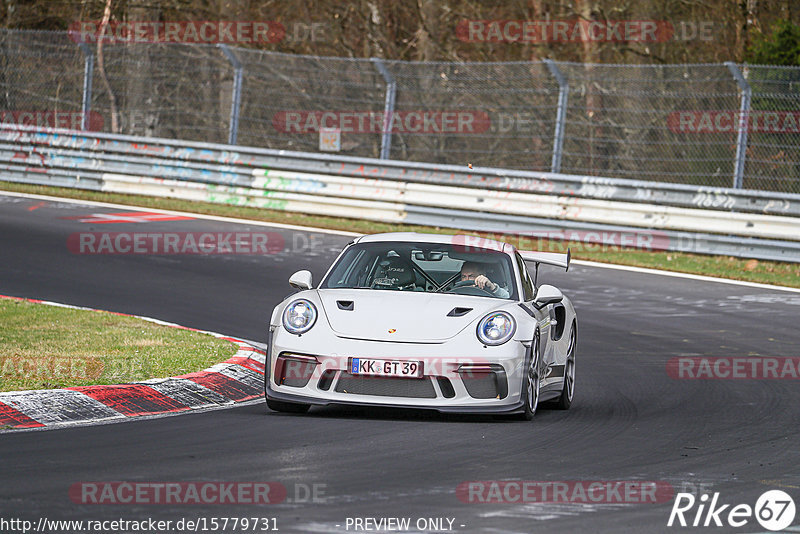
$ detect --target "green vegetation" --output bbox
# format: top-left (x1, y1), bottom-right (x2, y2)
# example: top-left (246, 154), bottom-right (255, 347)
top-left (746, 19), bottom-right (800, 66)
top-left (0, 298), bottom-right (237, 392)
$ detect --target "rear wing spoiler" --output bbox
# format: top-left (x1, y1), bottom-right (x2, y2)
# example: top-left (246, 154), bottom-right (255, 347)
top-left (519, 249), bottom-right (571, 271)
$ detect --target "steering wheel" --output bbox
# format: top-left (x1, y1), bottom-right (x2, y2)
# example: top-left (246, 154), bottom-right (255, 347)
top-left (445, 279), bottom-right (494, 296)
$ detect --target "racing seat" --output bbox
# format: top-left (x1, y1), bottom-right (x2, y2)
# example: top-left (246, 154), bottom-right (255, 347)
top-left (371, 256), bottom-right (417, 290)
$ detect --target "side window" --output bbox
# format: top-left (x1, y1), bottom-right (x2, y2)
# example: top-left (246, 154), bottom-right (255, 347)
top-left (515, 253), bottom-right (535, 301)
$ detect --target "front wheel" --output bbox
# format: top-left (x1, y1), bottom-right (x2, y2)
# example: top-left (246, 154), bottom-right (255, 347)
top-left (266, 398), bottom-right (310, 414)
top-left (553, 323), bottom-right (576, 410)
top-left (519, 330), bottom-right (541, 420)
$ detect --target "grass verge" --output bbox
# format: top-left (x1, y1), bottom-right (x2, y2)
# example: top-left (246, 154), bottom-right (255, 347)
top-left (1, 180), bottom-right (799, 288)
top-left (0, 298), bottom-right (238, 393)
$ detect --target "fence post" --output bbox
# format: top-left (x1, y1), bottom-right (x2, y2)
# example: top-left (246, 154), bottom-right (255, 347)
top-left (726, 62), bottom-right (751, 189)
top-left (78, 43), bottom-right (94, 131)
top-left (371, 58), bottom-right (396, 160)
top-left (218, 44), bottom-right (243, 145)
top-left (544, 59), bottom-right (568, 174)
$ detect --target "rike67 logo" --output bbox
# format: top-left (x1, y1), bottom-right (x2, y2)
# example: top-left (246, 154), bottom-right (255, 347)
top-left (668, 490), bottom-right (796, 531)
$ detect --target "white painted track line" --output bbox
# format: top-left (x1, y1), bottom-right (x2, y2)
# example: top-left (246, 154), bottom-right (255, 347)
top-left (3, 188), bottom-right (799, 293)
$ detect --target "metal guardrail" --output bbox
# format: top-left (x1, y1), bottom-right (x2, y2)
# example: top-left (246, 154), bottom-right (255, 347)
top-left (5, 125), bottom-right (800, 216)
top-left (1, 123), bottom-right (800, 263)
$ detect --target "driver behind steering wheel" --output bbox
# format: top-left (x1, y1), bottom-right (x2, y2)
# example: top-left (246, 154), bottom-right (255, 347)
top-left (459, 261), bottom-right (510, 298)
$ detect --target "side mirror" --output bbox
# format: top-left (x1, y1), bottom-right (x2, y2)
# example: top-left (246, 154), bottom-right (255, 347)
top-left (533, 284), bottom-right (563, 307)
top-left (289, 270), bottom-right (313, 290)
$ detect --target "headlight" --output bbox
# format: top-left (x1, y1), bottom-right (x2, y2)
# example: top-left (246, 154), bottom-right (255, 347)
top-left (282, 299), bottom-right (317, 334)
top-left (476, 312), bottom-right (516, 346)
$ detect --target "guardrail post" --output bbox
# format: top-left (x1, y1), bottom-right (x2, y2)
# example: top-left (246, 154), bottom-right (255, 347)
top-left (544, 59), bottom-right (568, 174)
top-left (371, 58), bottom-right (396, 160)
top-left (218, 44), bottom-right (244, 145)
top-left (726, 62), bottom-right (751, 190)
top-left (78, 43), bottom-right (94, 131)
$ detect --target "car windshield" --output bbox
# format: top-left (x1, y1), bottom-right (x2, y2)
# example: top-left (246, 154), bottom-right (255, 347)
top-left (321, 241), bottom-right (517, 300)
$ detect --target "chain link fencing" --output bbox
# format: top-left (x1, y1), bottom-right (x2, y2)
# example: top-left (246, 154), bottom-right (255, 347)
top-left (1, 29), bottom-right (798, 193)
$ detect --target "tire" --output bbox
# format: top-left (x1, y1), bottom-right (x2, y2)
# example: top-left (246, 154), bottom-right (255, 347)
top-left (554, 323), bottom-right (576, 410)
top-left (266, 397), bottom-right (310, 414)
top-left (519, 330), bottom-right (541, 421)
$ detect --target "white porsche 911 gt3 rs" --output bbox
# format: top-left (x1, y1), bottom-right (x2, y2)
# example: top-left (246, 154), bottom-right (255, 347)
top-left (265, 232), bottom-right (576, 420)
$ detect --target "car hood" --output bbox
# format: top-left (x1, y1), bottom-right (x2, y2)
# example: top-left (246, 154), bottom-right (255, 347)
top-left (316, 289), bottom-right (507, 343)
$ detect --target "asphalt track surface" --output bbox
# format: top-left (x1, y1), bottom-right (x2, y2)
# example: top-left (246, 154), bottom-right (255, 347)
top-left (1, 192), bottom-right (799, 534)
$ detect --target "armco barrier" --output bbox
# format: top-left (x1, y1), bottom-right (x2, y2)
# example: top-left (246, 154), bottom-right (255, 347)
top-left (1, 123), bottom-right (800, 263)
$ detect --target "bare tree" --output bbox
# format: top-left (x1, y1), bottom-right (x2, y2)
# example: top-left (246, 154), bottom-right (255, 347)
top-left (97, 0), bottom-right (119, 133)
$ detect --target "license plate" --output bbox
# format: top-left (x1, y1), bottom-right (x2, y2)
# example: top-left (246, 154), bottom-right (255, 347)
top-left (349, 358), bottom-right (423, 378)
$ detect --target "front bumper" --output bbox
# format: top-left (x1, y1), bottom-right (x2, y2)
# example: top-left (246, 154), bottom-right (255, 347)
top-left (265, 326), bottom-right (530, 414)
top-left (266, 386), bottom-right (526, 414)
